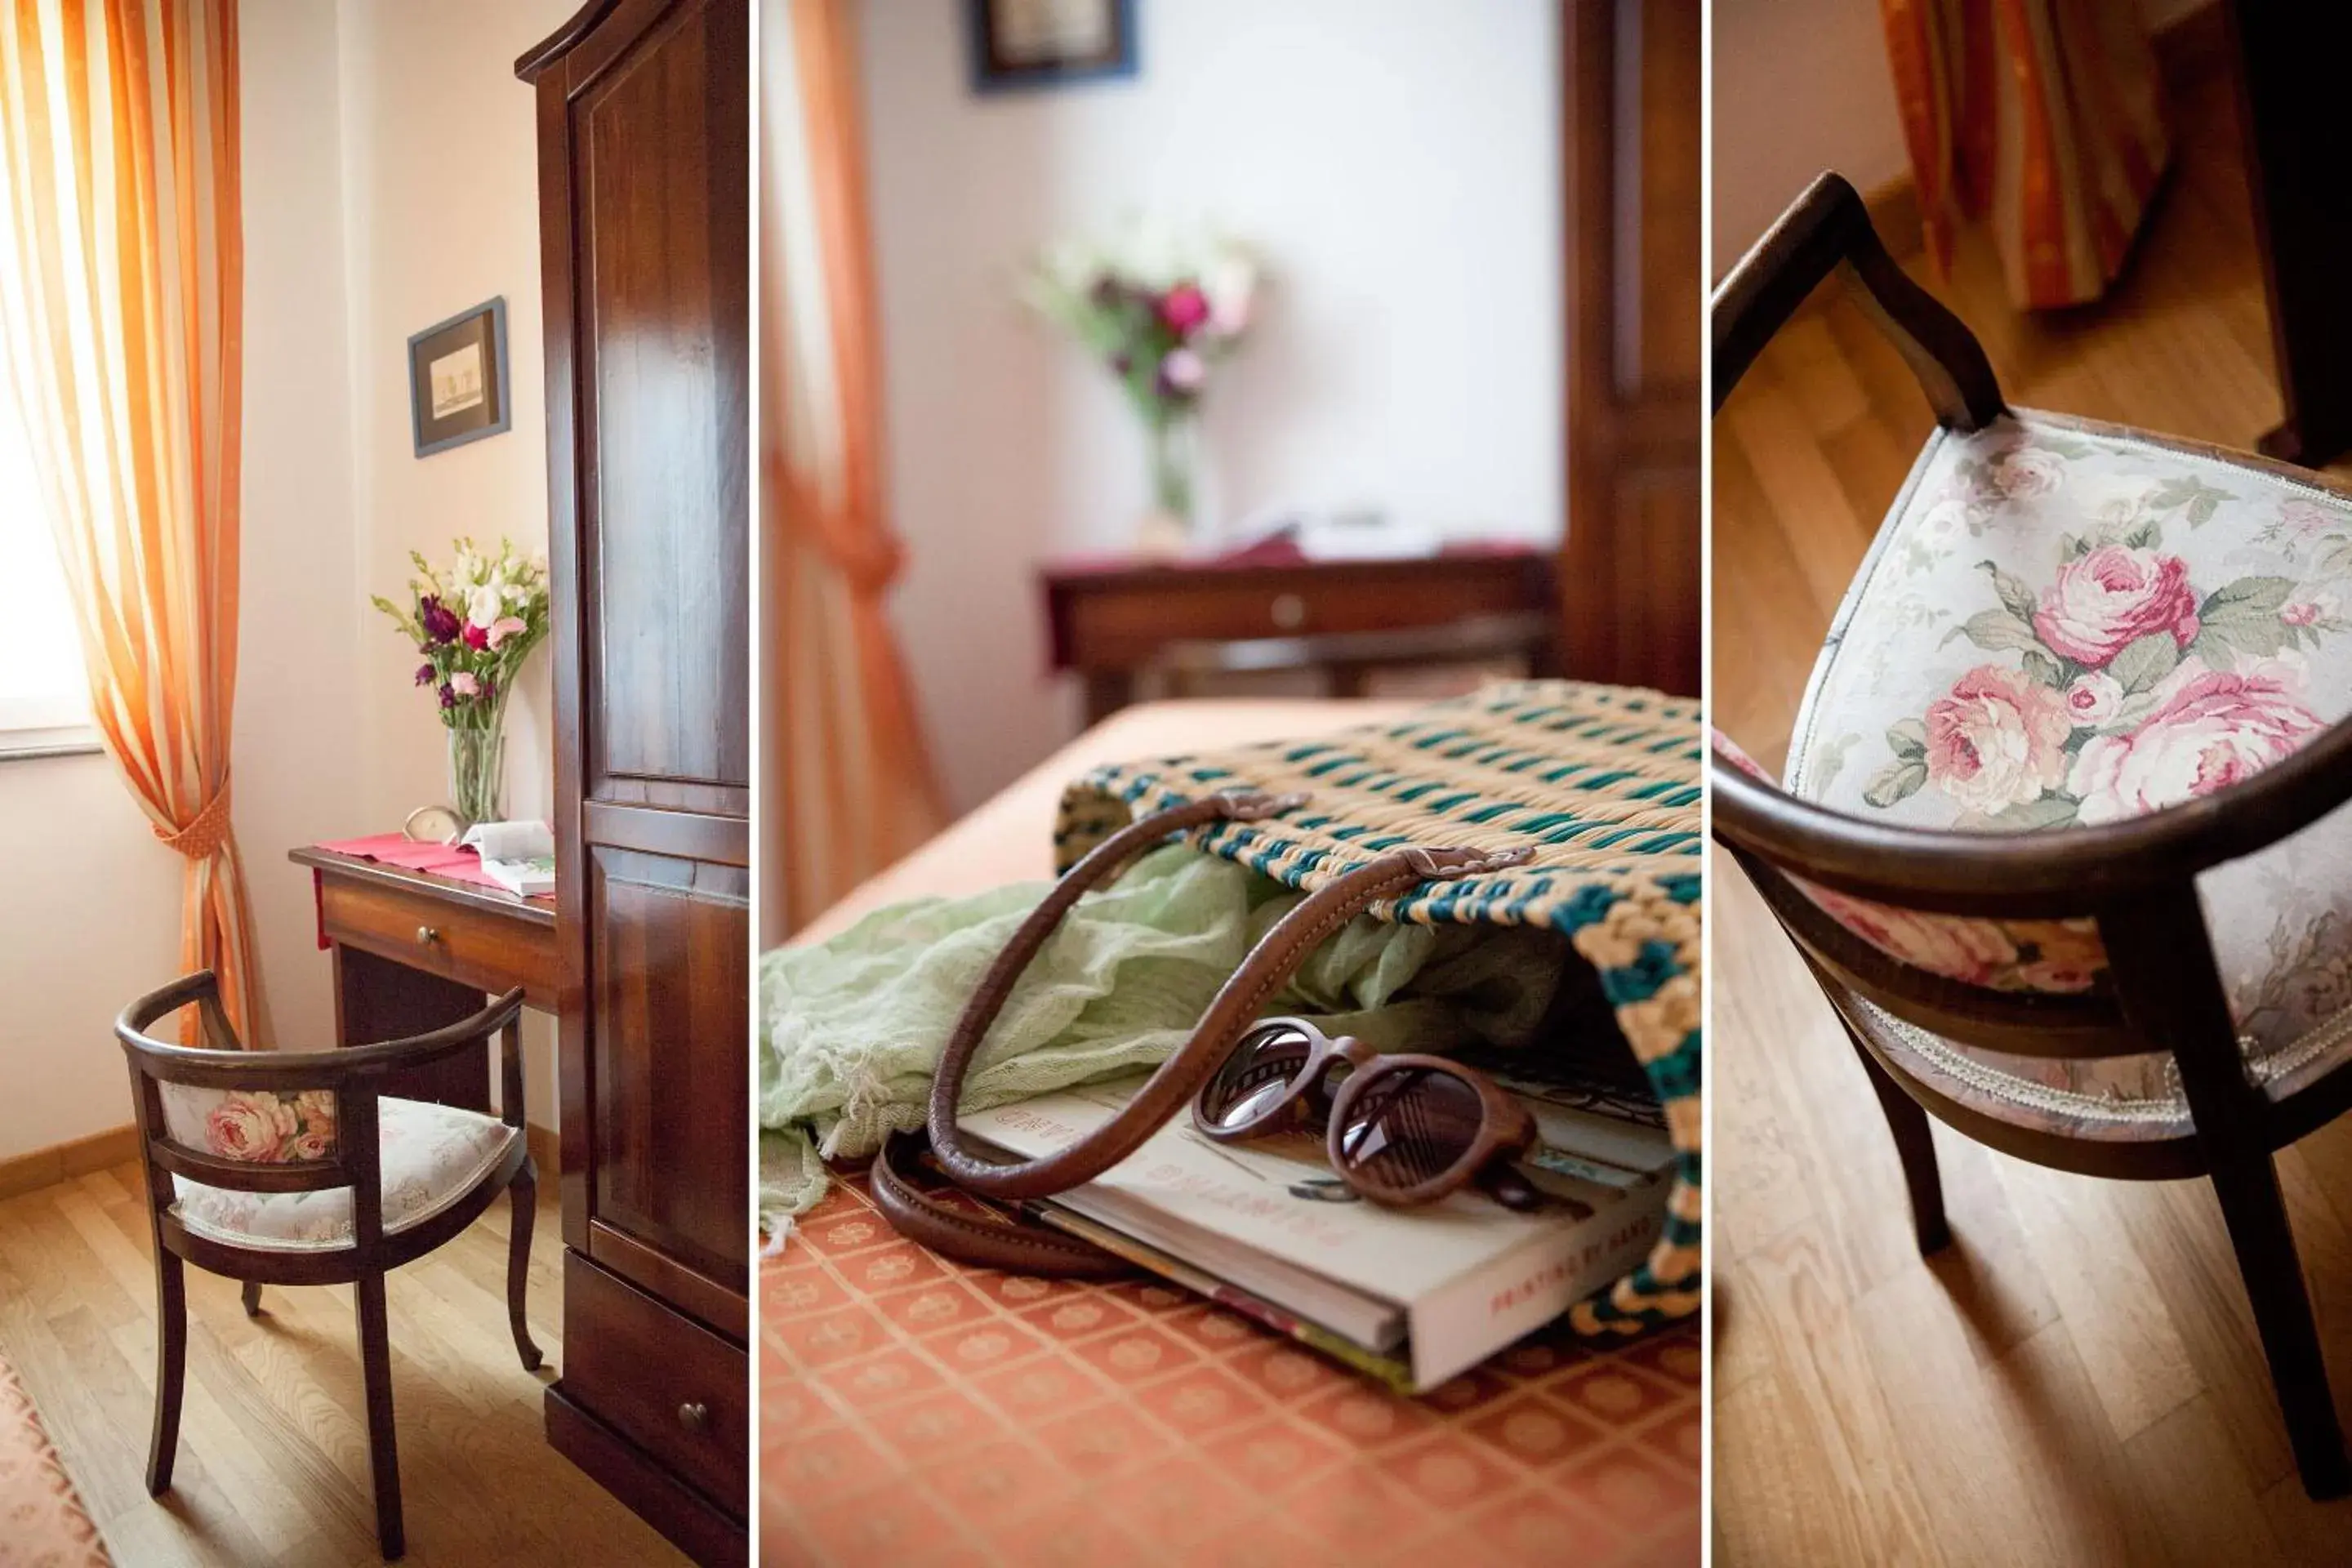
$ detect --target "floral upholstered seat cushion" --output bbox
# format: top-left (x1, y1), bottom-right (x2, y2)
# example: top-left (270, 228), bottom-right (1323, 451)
top-left (170, 1096), bottom-right (516, 1253)
top-left (1786, 410), bottom-right (2352, 1063)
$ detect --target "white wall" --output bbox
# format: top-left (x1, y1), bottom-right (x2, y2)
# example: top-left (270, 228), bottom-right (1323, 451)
top-left (0, 757), bottom-right (181, 1159)
top-left (0, 0), bottom-right (570, 1161)
top-left (858, 0), bottom-right (1563, 812)
top-left (238, 0), bottom-right (365, 1059)
top-left (329, 0), bottom-right (572, 1133)
top-left (1713, 0), bottom-right (2216, 274)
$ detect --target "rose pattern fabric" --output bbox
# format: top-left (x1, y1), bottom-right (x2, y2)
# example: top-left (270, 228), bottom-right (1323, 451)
top-left (1710, 727), bottom-right (2105, 993)
top-left (1788, 411), bottom-right (2352, 1055)
top-left (161, 1085), bottom-right (338, 1163)
top-left (170, 1095), bottom-right (515, 1253)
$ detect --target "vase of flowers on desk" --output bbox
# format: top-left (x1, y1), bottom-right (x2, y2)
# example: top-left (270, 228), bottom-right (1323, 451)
top-left (1027, 224), bottom-right (1258, 553)
top-left (372, 539), bottom-right (550, 829)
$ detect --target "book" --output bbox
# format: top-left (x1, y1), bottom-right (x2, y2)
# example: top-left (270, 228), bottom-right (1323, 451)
top-left (957, 1059), bottom-right (1673, 1391)
top-left (458, 820), bottom-right (556, 898)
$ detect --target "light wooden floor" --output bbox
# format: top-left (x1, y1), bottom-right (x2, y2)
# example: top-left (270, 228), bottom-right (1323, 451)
top-left (1711, 61), bottom-right (2352, 1566)
top-left (0, 1161), bottom-right (687, 1566)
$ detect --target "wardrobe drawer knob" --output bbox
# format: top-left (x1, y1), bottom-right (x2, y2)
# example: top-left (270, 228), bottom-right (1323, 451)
top-left (679, 1401), bottom-right (710, 1433)
top-left (416, 925), bottom-right (440, 945)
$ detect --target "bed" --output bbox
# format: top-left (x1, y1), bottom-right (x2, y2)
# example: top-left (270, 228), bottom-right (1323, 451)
top-left (764, 700), bottom-right (1700, 1567)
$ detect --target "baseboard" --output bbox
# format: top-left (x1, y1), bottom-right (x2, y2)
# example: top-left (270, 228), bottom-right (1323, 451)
top-left (0, 1120), bottom-right (559, 1203)
top-left (0, 1124), bottom-right (140, 1201)
top-left (1852, 1), bottom-right (2225, 265)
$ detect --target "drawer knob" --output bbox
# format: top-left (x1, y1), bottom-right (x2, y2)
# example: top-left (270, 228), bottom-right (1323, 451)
top-left (678, 1401), bottom-right (710, 1433)
top-left (1270, 593), bottom-right (1306, 630)
top-left (416, 925), bottom-right (441, 945)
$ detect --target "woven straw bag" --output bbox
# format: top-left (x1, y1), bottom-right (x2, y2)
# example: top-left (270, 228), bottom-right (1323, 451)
top-left (1047, 679), bottom-right (1703, 1337)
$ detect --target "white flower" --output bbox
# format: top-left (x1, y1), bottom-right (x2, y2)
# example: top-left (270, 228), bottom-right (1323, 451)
top-left (1202, 253), bottom-right (1256, 336)
top-left (1160, 348), bottom-right (1205, 391)
top-left (467, 584), bottom-right (503, 628)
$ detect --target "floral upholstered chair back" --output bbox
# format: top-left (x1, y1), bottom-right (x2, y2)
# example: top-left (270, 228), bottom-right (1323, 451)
top-left (1767, 412), bottom-right (2352, 1064)
top-left (159, 1085), bottom-right (341, 1165)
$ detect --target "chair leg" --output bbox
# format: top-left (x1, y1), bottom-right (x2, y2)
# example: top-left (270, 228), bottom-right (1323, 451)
top-left (241, 1281), bottom-right (263, 1317)
top-left (507, 1157), bottom-right (544, 1372)
top-left (354, 1271), bottom-right (405, 1560)
top-left (145, 1249), bottom-right (187, 1496)
top-left (1840, 1013), bottom-right (1951, 1254)
top-left (2208, 1145), bottom-right (2352, 1499)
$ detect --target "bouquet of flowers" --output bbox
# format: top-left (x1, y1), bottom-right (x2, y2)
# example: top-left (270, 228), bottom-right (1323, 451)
top-left (1026, 223), bottom-right (1258, 536)
top-left (372, 538), bottom-right (550, 825)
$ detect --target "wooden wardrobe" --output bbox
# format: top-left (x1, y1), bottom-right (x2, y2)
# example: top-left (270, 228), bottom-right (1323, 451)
top-left (518, 2), bottom-right (751, 1561)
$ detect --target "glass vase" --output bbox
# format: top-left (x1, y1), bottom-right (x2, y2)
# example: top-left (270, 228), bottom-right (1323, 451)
top-left (1140, 411), bottom-right (1199, 550)
top-left (446, 702), bottom-right (507, 829)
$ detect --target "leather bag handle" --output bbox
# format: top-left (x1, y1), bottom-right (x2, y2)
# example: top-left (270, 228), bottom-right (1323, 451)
top-left (924, 792), bottom-right (1534, 1199)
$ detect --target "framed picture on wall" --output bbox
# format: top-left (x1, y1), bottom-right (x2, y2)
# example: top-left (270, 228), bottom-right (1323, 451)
top-left (407, 297), bottom-right (510, 457)
top-left (967, 0), bottom-right (1136, 93)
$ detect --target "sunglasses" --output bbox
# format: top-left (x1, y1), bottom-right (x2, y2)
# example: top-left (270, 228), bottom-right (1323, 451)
top-left (1192, 1017), bottom-right (1544, 1211)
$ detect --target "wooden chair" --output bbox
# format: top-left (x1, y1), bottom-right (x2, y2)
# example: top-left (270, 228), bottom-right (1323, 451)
top-left (1713, 172), bottom-right (2352, 1500)
top-left (116, 972), bottom-right (542, 1558)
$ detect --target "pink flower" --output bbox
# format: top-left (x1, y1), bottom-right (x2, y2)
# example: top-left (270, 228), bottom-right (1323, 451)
top-left (1160, 348), bottom-right (1205, 393)
top-left (1158, 283), bottom-right (1210, 334)
top-left (2064, 672), bottom-right (2123, 726)
top-left (486, 615), bottom-right (528, 649)
top-left (2280, 498), bottom-right (2334, 537)
top-left (207, 1094), bottom-right (296, 1162)
top-left (2033, 546), bottom-right (2202, 667)
top-left (284, 1129), bottom-right (333, 1161)
top-left (1797, 881), bottom-right (2019, 987)
top-left (2069, 660), bottom-right (2323, 824)
top-left (462, 621), bottom-right (489, 649)
top-left (1991, 447), bottom-right (2064, 501)
top-left (1923, 665), bottom-right (2074, 815)
top-left (2017, 959), bottom-right (2101, 992)
top-left (449, 671), bottom-right (479, 697)
top-left (2283, 592), bottom-right (2334, 627)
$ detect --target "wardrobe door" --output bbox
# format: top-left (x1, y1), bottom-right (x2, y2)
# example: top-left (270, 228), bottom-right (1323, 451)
top-left (540, 0), bottom-right (750, 1330)
top-left (523, 0), bottom-right (749, 1556)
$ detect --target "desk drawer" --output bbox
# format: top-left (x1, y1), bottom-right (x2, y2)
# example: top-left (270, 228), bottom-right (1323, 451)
top-left (1062, 570), bottom-right (1536, 666)
top-left (318, 875), bottom-right (558, 1006)
top-left (561, 1252), bottom-right (746, 1510)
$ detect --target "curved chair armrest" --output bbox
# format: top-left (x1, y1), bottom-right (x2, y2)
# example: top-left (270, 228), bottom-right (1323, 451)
top-left (117, 973), bottom-right (528, 1092)
top-left (1713, 171), bottom-right (2006, 431)
top-left (1712, 715), bottom-right (2352, 915)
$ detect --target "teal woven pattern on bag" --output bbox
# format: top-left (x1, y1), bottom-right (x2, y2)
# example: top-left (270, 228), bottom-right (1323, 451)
top-left (1053, 680), bottom-right (1702, 1336)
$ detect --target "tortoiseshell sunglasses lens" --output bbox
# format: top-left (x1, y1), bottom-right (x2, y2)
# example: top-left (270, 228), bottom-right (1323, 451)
top-left (1333, 1065), bottom-right (1489, 1196)
top-left (1198, 1019), bottom-right (1321, 1133)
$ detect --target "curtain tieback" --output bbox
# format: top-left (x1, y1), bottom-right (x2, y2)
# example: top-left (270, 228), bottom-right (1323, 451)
top-left (157, 786), bottom-right (234, 862)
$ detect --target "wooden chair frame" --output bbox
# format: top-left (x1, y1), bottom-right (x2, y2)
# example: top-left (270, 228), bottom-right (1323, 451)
top-left (116, 971), bottom-right (543, 1559)
top-left (1713, 172), bottom-right (2352, 1500)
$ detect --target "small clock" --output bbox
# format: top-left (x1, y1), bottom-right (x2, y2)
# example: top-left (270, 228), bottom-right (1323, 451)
top-left (403, 804), bottom-right (465, 845)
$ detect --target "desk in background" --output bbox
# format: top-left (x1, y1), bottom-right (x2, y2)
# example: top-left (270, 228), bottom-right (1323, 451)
top-left (291, 844), bottom-right (558, 1112)
top-left (1040, 544), bottom-right (1561, 725)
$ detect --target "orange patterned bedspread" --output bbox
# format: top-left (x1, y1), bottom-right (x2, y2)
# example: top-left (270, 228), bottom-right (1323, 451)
top-left (760, 1171), bottom-right (1699, 1568)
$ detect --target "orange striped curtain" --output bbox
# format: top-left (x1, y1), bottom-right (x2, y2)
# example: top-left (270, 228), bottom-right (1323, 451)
top-left (0, 0), bottom-right (262, 1038)
top-left (766, 0), bottom-right (942, 934)
top-left (1882, 0), bottom-right (2170, 309)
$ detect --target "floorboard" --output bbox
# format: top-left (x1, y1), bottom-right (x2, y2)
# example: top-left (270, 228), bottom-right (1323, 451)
top-left (0, 1161), bottom-right (688, 1566)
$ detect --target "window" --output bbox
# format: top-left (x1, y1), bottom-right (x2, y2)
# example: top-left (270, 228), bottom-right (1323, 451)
top-left (0, 369), bottom-right (96, 755)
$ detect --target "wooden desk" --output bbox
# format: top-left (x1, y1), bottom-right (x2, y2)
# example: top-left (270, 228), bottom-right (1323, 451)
top-left (291, 846), bottom-right (559, 1113)
top-left (1040, 546), bottom-right (1560, 725)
